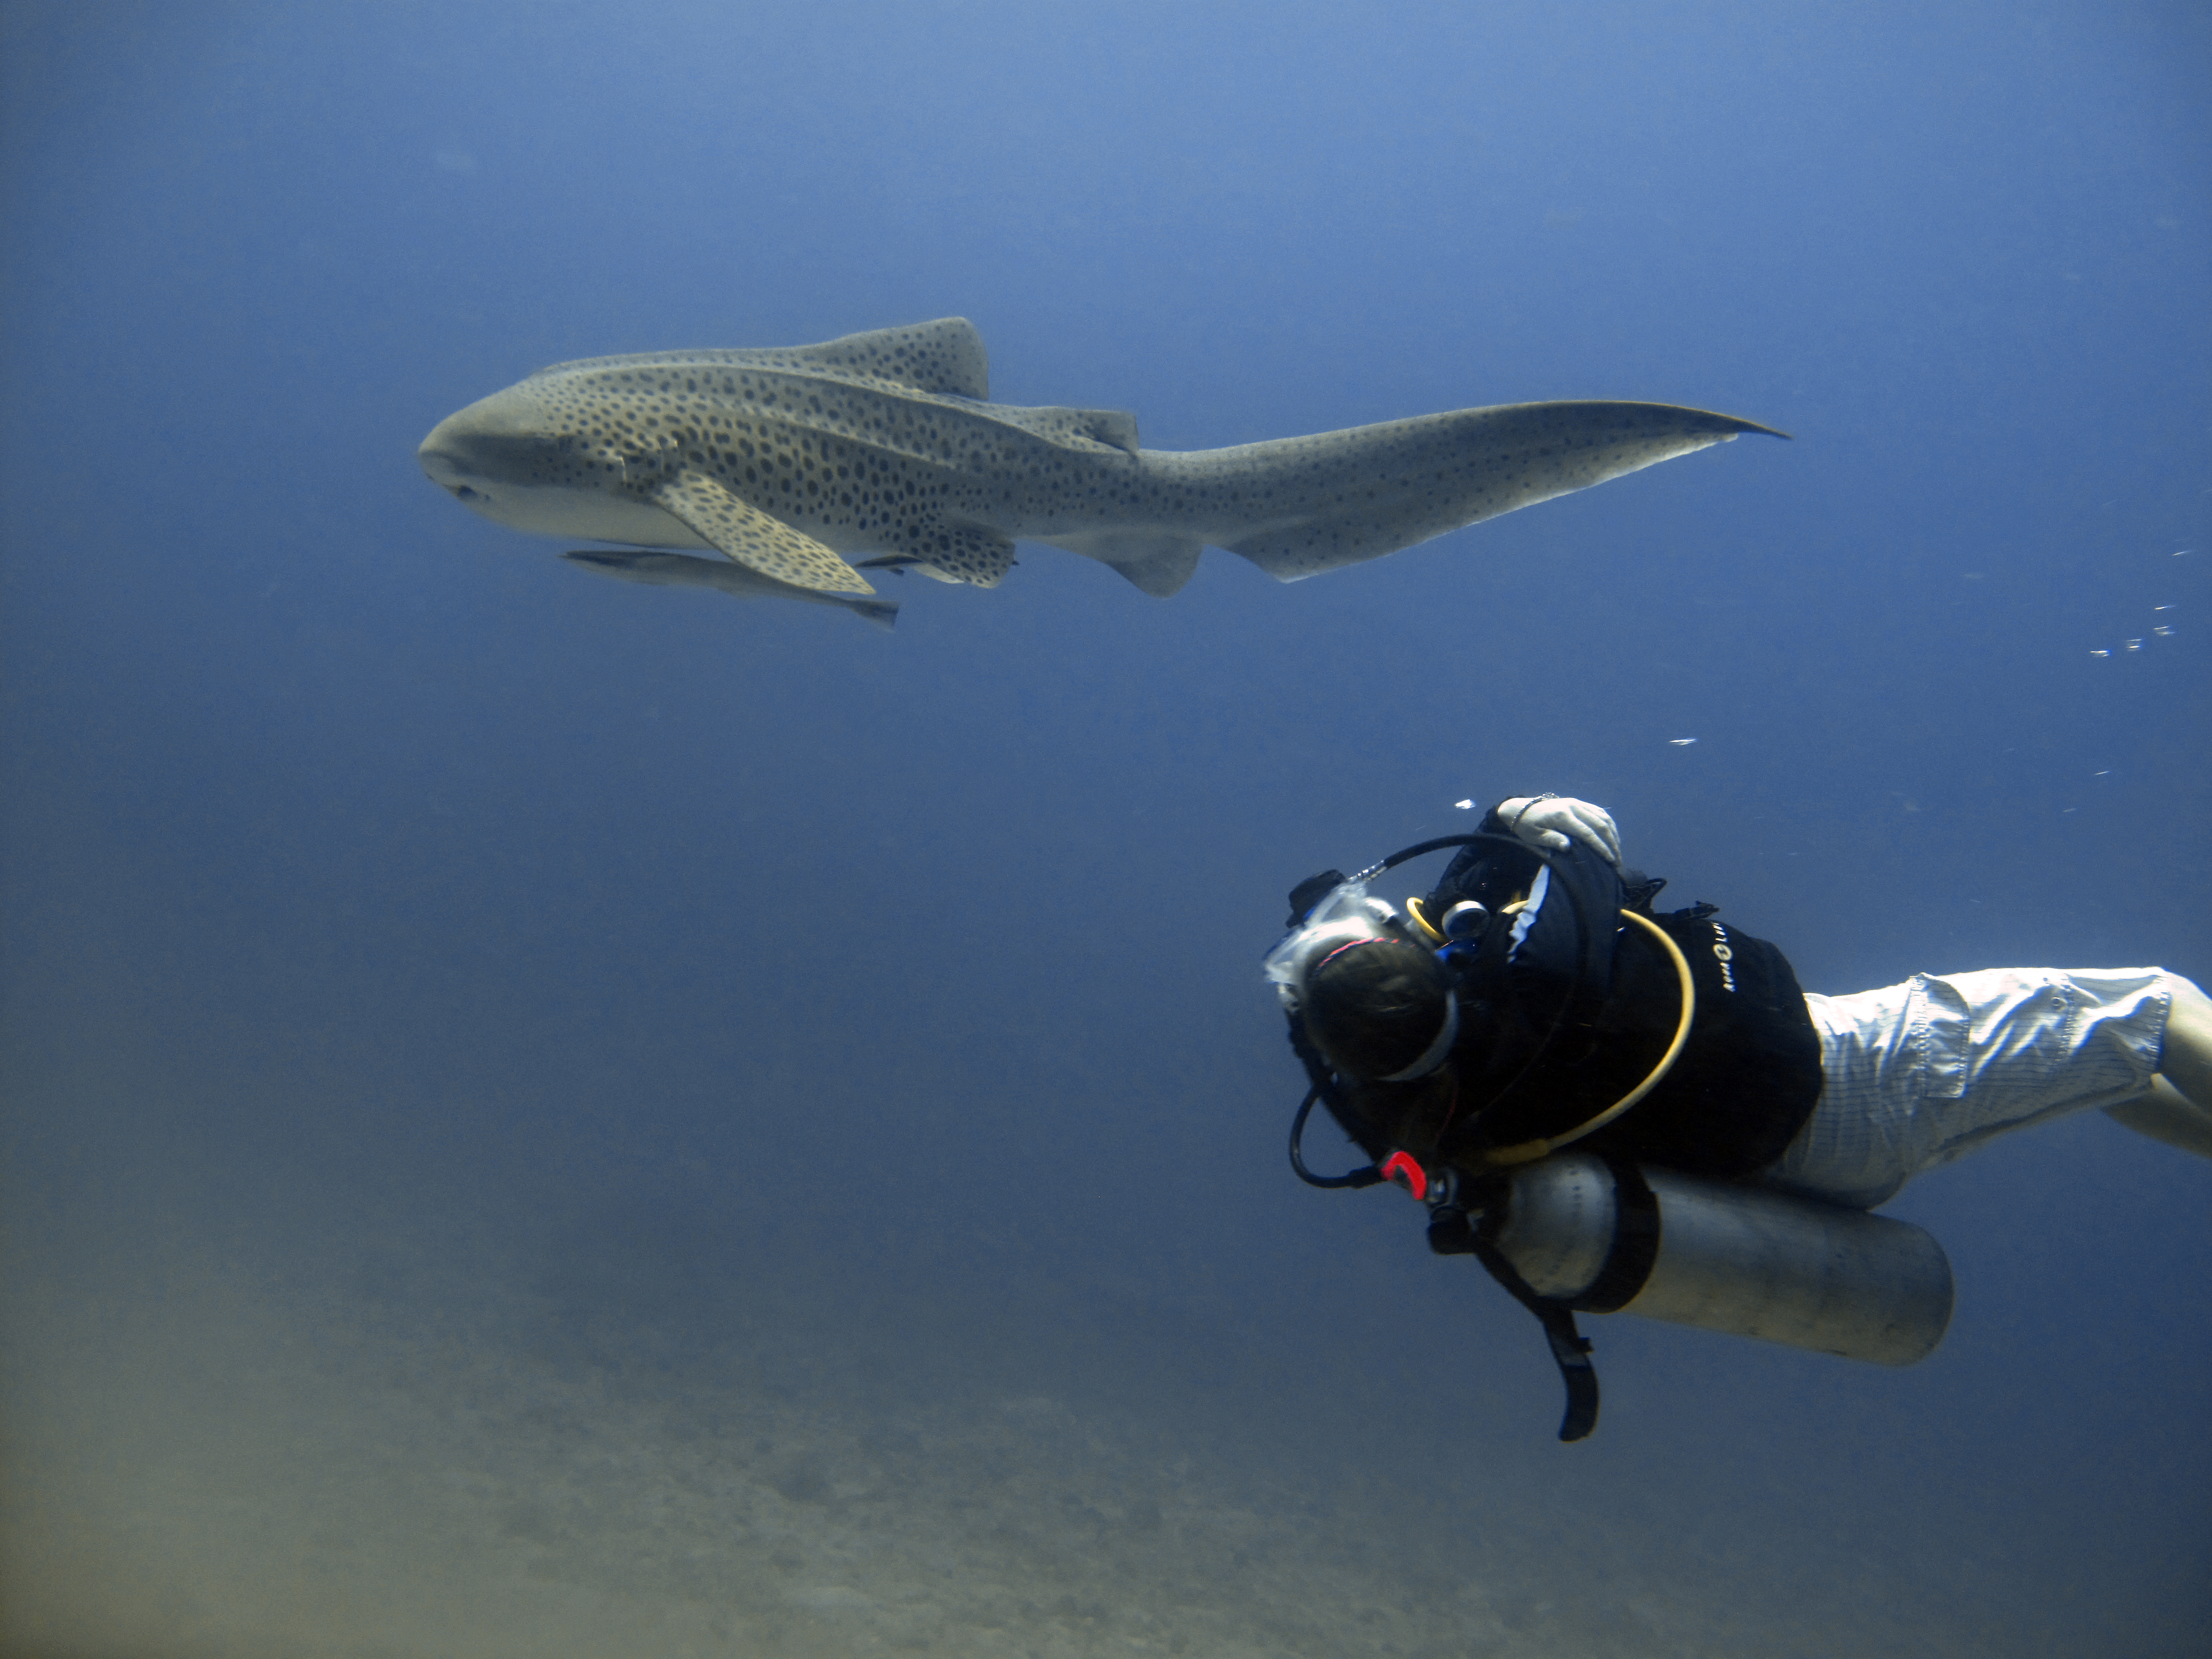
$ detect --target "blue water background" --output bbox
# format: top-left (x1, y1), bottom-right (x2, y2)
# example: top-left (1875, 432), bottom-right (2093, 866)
top-left (4, 4), bottom-right (2207, 1653)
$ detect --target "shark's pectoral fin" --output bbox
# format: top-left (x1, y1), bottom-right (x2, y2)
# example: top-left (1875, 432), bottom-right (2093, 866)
top-left (645, 469), bottom-right (875, 595)
top-left (1045, 531), bottom-right (1203, 598)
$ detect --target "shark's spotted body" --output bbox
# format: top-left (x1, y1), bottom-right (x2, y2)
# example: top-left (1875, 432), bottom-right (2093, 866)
top-left (420, 319), bottom-right (1783, 620)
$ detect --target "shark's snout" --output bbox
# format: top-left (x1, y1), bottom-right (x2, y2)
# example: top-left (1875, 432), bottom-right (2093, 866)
top-left (419, 406), bottom-right (518, 514)
top-left (418, 412), bottom-right (477, 482)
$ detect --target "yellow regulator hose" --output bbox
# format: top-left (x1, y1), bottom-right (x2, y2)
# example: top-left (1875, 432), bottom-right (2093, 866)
top-left (1480, 908), bottom-right (1698, 1167)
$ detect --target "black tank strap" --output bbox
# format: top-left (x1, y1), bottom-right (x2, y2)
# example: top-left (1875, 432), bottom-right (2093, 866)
top-left (1471, 1228), bottom-right (1600, 1443)
top-left (1446, 1196), bottom-right (1600, 1443)
top-left (1571, 1157), bottom-right (1662, 1314)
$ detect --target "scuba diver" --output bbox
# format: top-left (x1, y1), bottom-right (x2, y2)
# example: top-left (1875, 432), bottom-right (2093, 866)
top-left (1265, 794), bottom-right (2212, 1441)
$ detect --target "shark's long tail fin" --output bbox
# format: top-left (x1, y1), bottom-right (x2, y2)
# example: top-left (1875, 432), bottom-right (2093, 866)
top-left (1155, 401), bottom-right (1786, 584)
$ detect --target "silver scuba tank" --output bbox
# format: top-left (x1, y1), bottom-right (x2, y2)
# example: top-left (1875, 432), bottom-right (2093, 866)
top-left (1486, 1152), bottom-right (1954, 1365)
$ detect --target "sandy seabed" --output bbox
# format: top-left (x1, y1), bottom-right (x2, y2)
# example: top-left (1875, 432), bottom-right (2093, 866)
top-left (4, 1255), bottom-right (1565, 1658)
top-left (2, 1209), bottom-right (1999, 1659)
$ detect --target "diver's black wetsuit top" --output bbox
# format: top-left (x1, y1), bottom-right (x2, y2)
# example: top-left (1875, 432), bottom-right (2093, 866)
top-left (1319, 812), bottom-right (1823, 1182)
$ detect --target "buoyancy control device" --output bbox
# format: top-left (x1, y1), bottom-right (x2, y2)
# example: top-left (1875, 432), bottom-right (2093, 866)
top-left (1267, 832), bottom-right (1956, 1442)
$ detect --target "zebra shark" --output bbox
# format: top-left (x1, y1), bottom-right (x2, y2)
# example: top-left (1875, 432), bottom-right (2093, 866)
top-left (419, 318), bottom-right (1783, 617)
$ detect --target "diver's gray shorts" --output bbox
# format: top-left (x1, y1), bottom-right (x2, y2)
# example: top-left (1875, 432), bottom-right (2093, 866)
top-left (1759, 968), bottom-right (2172, 1209)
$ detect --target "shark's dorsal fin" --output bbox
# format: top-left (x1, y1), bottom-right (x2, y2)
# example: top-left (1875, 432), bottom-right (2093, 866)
top-left (989, 405), bottom-right (1142, 454)
top-left (1076, 410), bottom-right (1140, 453)
top-left (774, 318), bottom-right (990, 399)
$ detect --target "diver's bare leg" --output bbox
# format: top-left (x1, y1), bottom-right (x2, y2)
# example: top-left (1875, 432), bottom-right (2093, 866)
top-left (2102, 976), bottom-right (2212, 1160)
top-left (2158, 975), bottom-right (2212, 1108)
top-left (2105, 1077), bottom-right (2212, 1159)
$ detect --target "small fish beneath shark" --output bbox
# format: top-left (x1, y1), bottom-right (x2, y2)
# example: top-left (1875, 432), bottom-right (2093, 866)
top-left (419, 318), bottom-right (1785, 629)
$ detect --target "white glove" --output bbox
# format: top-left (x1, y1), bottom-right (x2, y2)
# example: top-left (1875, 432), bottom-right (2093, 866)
top-left (1496, 796), bottom-right (1621, 867)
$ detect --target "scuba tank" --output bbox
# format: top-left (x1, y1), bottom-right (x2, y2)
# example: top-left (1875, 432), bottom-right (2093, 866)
top-left (1479, 1152), bottom-right (1953, 1366)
